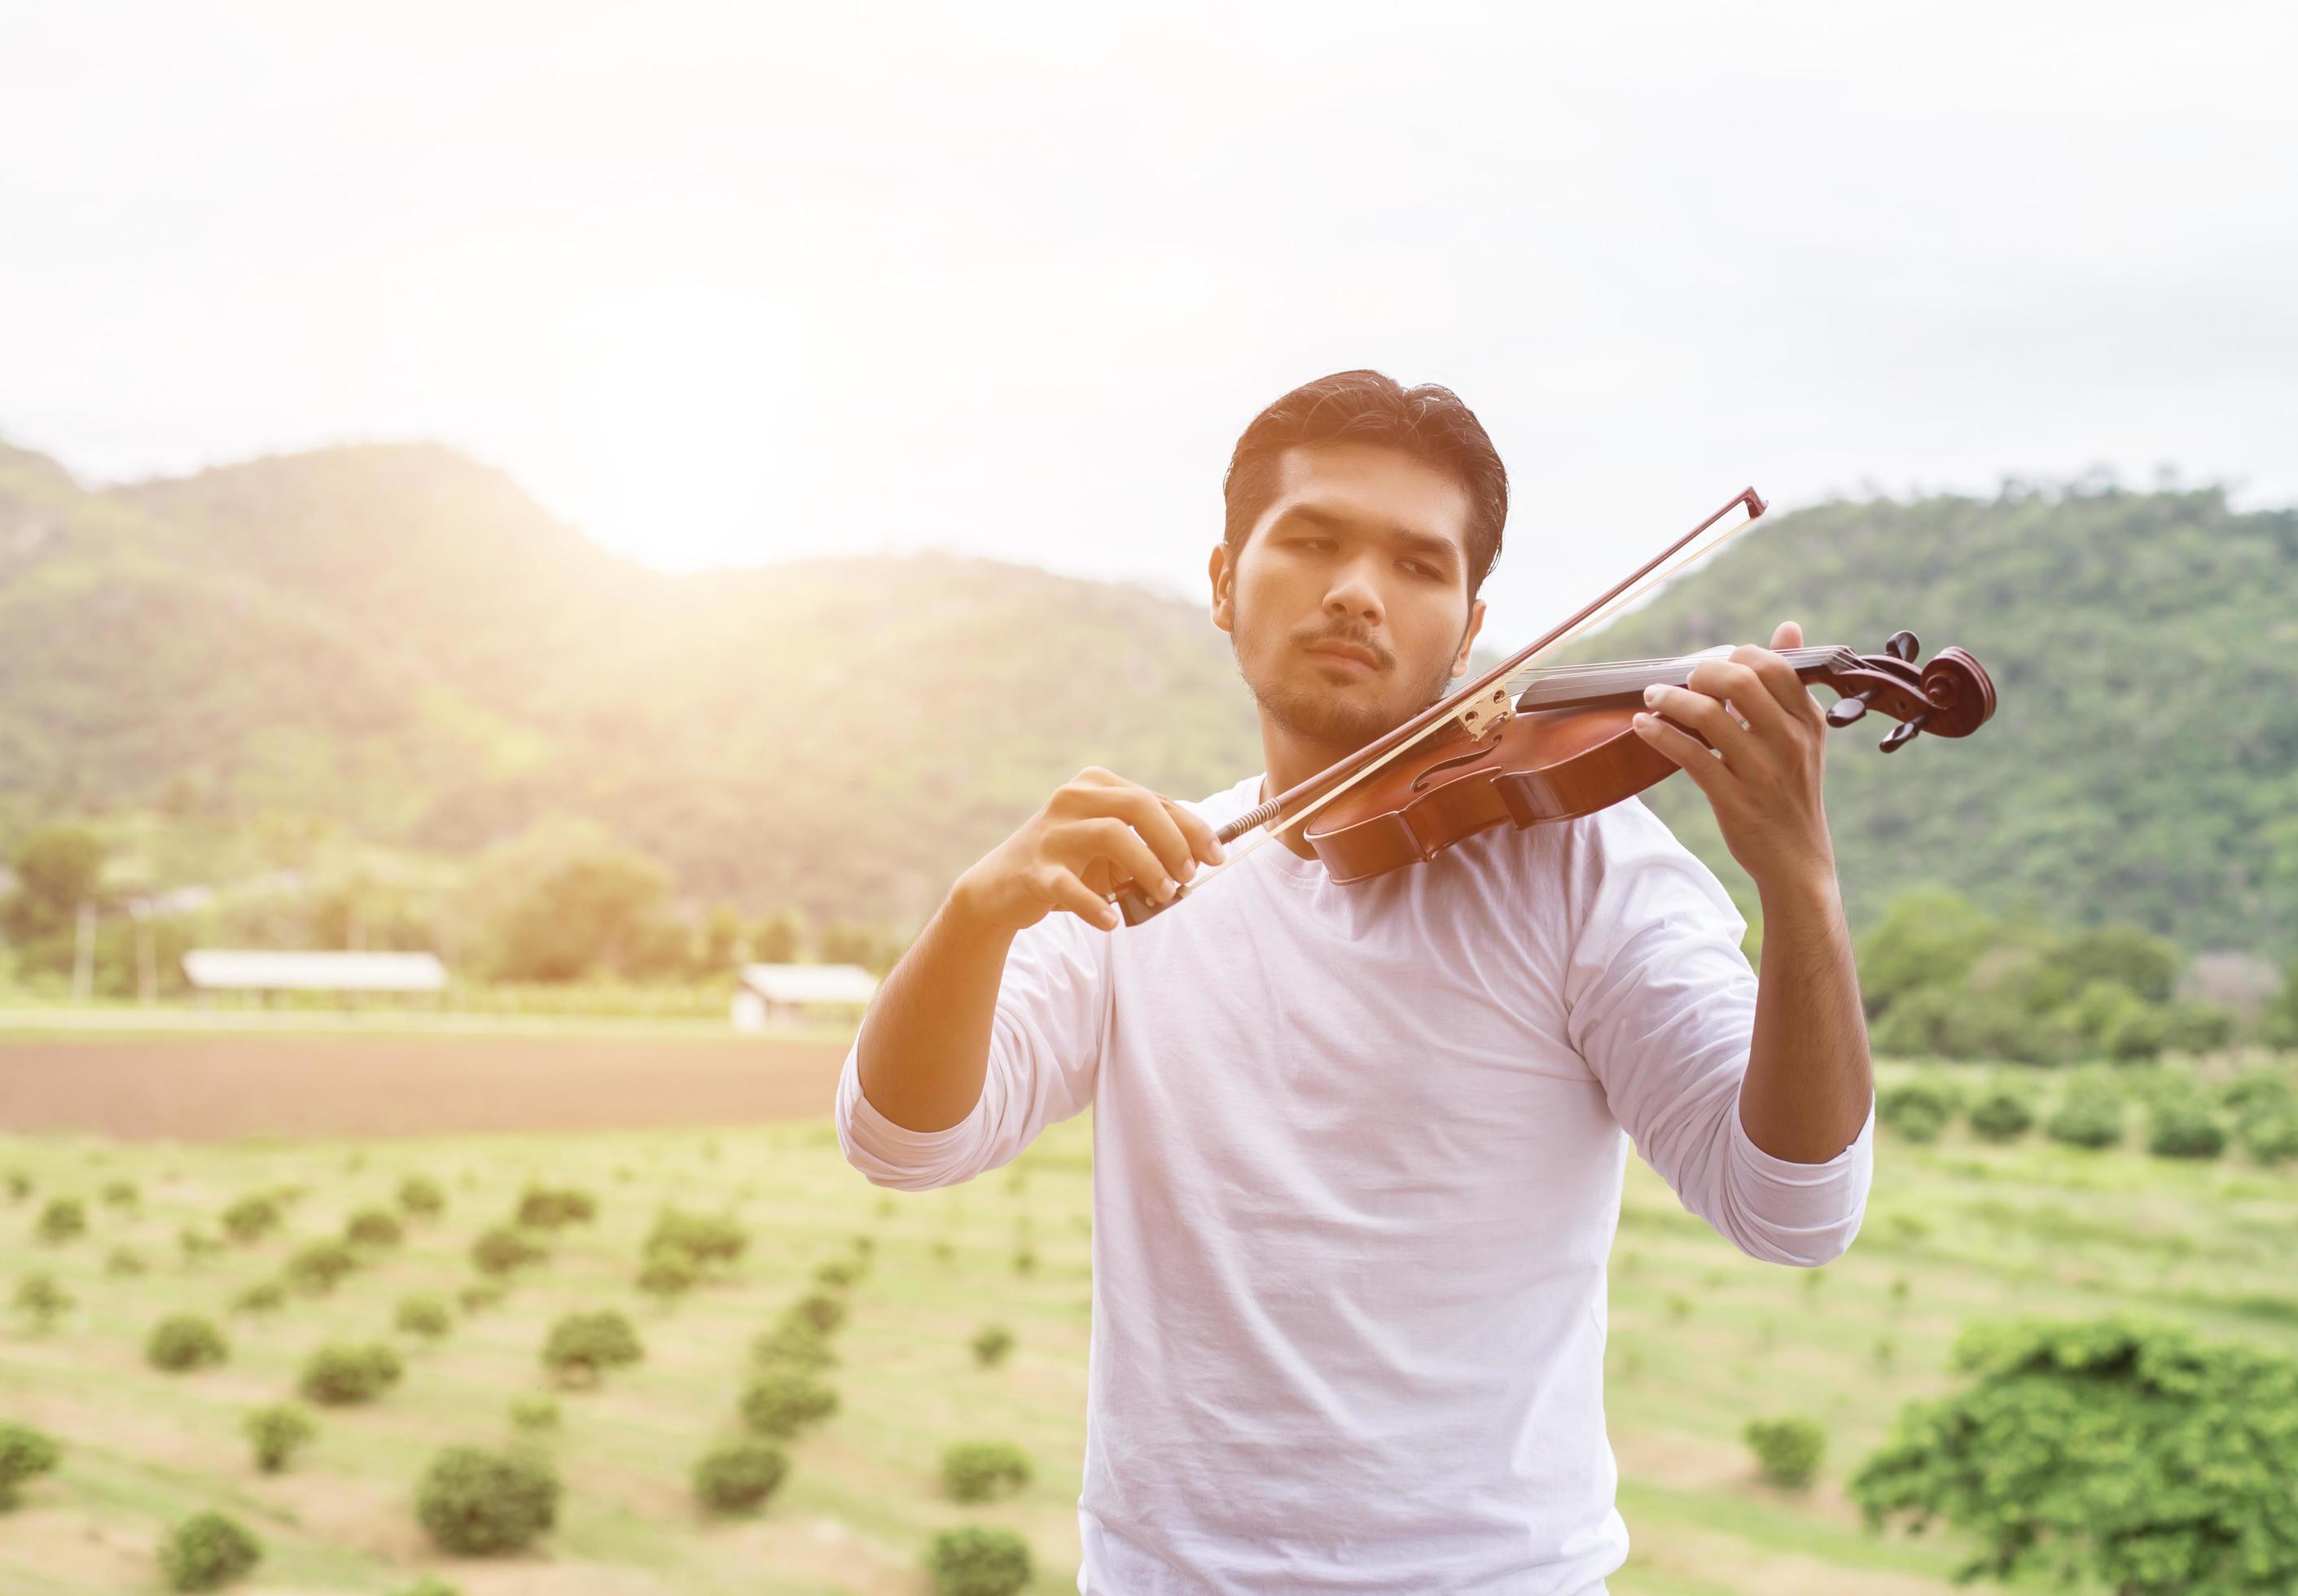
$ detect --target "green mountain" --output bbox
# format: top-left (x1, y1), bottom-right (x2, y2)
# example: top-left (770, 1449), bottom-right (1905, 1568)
top-left (1, 440), bottom-right (2289, 954)
top-left (1555, 483), bottom-right (2298, 956)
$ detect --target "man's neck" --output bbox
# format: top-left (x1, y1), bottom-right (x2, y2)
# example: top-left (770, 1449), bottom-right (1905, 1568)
top-left (1256, 724), bottom-right (1360, 861)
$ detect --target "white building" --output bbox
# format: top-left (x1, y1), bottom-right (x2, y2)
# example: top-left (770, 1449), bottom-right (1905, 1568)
top-left (182, 949), bottom-right (450, 1005)
top-left (730, 962), bottom-right (879, 1031)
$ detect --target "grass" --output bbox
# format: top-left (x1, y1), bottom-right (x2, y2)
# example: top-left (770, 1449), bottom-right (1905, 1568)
top-left (0, 1062), bottom-right (2291, 1593)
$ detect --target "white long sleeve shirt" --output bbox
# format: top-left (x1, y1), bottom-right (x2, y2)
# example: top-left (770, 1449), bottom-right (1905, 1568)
top-left (835, 774), bottom-right (1875, 1594)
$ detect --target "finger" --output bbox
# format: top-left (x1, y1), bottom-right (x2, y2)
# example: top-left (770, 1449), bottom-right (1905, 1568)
top-left (1682, 660), bottom-right (1789, 743)
top-left (1094, 784), bottom-right (1204, 884)
top-left (1068, 815), bottom-right (1180, 903)
top-left (1037, 864), bottom-right (1121, 931)
top-left (1721, 646), bottom-right (1822, 726)
top-left (1644, 682), bottom-right (1757, 768)
top-left (1160, 795), bottom-right (1227, 866)
top-left (1770, 619), bottom-right (1803, 651)
top-left (1631, 711), bottom-right (1733, 801)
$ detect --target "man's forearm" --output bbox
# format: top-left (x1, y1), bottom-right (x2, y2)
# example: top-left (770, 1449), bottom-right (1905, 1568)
top-left (853, 875), bottom-right (1019, 1133)
top-left (1737, 870), bottom-right (1873, 1163)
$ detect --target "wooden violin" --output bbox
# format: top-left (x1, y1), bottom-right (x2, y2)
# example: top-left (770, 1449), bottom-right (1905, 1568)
top-left (1114, 487), bottom-right (1998, 925)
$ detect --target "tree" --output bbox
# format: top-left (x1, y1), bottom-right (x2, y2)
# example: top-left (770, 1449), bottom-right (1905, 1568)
top-left (751, 907), bottom-right (806, 963)
top-left (2051, 923), bottom-right (2182, 1005)
top-left (1855, 889), bottom-right (1999, 1019)
top-left (1851, 1318), bottom-right (2298, 1594)
top-left (3, 823), bottom-right (105, 941)
top-left (468, 817), bottom-right (673, 982)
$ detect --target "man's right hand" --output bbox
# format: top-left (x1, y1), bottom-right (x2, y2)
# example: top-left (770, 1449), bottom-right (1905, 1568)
top-left (954, 766), bottom-right (1227, 934)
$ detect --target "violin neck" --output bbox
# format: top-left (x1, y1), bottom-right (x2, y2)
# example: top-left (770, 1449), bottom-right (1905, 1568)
top-left (1511, 646), bottom-right (1856, 712)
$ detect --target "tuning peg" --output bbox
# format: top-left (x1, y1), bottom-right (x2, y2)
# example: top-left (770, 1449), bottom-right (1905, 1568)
top-left (1827, 689), bottom-right (1876, 727)
top-left (1881, 710), bottom-right (1931, 752)
top-left (1885, 629), bottom-right (1919, 663)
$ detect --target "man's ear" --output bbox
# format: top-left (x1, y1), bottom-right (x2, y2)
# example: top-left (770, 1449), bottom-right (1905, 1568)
top-left (1451, 597), bottom-right (1488, 677)
top-left (1208, 544), bottom-right (1235, 634)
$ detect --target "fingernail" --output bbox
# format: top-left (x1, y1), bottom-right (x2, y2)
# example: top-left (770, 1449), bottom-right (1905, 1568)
top-left (1160, 877), bottom-right (1178, 901)
top-left (1642, 685), bottom-right (1660, 705)
top-left (1179, 859), bottom-right (1197, 881)
top-left (1634, 712), bottom-right (1651, 729)
top-left (1209, 841), bottom-right (1226, 864)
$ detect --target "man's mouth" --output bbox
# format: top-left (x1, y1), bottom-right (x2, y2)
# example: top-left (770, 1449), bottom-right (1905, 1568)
top-left (1305, 640), bottom-right (1384, 675)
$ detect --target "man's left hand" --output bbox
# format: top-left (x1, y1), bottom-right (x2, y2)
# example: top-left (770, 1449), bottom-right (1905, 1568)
top-left (1630, 620), bottom-right (1836, 895)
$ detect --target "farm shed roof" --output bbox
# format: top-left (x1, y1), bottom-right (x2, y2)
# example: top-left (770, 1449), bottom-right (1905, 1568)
top-left (736, 963), bottom-right (879, 1005)
top-left (181, 949), bottom-right (450, 993)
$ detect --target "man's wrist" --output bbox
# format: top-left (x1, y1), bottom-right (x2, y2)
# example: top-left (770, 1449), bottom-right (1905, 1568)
top-left (1752, 859), bottom-right (1844, 923)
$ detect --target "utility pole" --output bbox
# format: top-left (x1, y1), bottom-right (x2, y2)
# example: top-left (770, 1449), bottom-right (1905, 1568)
top-left (133, 899), bottom-right (157, 1006)
top-left (72, 901), bottom-right (95, 1004)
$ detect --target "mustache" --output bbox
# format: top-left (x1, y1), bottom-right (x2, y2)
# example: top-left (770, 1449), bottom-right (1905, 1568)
top-left (1292, 624), bottom-right (1394, 669)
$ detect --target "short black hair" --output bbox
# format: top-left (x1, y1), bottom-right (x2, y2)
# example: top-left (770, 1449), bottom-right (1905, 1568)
top-left (1221, 369), bottom-right (1507, 596)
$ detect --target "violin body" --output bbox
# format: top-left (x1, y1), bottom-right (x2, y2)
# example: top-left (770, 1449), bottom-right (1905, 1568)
top-left (1301, 639), bottom-right (1996, 885)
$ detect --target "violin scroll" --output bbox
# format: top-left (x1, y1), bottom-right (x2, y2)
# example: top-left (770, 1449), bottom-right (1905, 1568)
top-left (1815, 635), bottom-right (1995, 753)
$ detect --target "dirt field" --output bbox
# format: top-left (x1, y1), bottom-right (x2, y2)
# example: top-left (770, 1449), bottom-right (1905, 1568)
top-left (0, 1034), bottom-right (852, 1141)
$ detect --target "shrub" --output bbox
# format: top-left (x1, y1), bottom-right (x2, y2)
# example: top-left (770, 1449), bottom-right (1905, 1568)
top-left (971, 1324), bottom-right (1015, 1368)
top-left (515, 1186), bottom-right (597, 1230)
top-left (157, 1510), bottom-right (263, 1591)
top-left (0, 1422), bottom-right (62, 1508)
top-left (2145, 1098), bottom-right (2227, 1160)
top-left (1966, 1087), bottom-right (2036, 1143)
top-left (1852, 1318), bottom-right (2298, 1593)
top-left (1742, 1416), bottom-right (1826, 1488)
top-left (471, 1225), bottom-right (548, 1277)
top-left (540, 1309), bottom-right (644, 1387)
top-left (231, 1279), bottom-right (287, 1316)
top-left (285, 1238), bottom-right (359, 1295)
top-left (395, 1293), bottom-right (454, 1339)
top-left (925, 1524), bottom-right (1033, 1596)
top-left (635, 1251), bottom-right (698, 1300)
top-left (221, 1193), bottom-right (281, 1243)
top-left (3, 1168), bottom-right (30, 1203)
top-left (390, 1579), bottom-right (462, 1596)
top-left (1876, 1081), bottom-right (1953, 1144)
top-left (33, 1195), bottom-right (85, 1243)
top-left (243, 1403), bottom-right (316, 1472)
top-left (414, 1445), bottom-right (560, 1555)
top-left (100, 1177), bottom-right (139, 1209)
top-left (459, 1280), bottom-right (507, 1313)
top-left (147, 1313), bottom-right (230, 1373)
top-left (1013, 1246), bottom-right (1037, 1275)
top-left (508, 1394), bottom-right (560, 1432)
top-left (2241, 1111), bottom-right (2298, 1167)
top-left (815, 1256), bottom-right (862, 1289)
top-left (2046, 1080), bottom-right (2124, 1150)
top-left (299, 1342), bottom-right (404, 1406)
top-left (752, 1319), bottom-right (837, 1372)
top-left (941, 1439), bottom-right (1033, 1502)
top-left (645, 1207), bottom-right (747, 1272)
top-left (397, 1174), bottom-right (446, 1217)
top-left (691, 1436), bottom-right (791, 1514)
top-left (179, 1225), bottom-right (223, 1261)
top-left (739, 1369), bottom-right (840, 1438)
top-left (787, 1291), bottom-right (846, 1335)
top-left (106, 1244), bottom-right (147, 1277)
top-left (12, 1270), bottom-right (72, 1329)
top-left (346, 1207), bottom-right (405, 1248)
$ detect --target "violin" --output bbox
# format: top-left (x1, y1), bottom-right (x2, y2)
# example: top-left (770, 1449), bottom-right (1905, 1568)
top-left (1114, 487), bottom-right (1998, 926)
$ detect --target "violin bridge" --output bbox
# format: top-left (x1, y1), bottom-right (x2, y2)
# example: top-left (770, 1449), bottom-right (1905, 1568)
top-left (1455, 686), bottom-right (1514, 739)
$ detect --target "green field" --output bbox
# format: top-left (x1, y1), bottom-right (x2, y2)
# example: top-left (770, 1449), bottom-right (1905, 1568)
top-left (2, 1063), bottom-right (2293, 1594)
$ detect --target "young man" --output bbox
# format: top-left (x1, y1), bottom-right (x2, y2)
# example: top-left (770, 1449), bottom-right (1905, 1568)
top-left (835, 369), bottom-right (1875, 1594)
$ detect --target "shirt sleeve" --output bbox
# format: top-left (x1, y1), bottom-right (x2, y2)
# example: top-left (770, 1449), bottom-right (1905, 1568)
top-left (1559, 797), bottom-right (1874, 1267)
top-left (834, 905), bottom-right (1111, 1191)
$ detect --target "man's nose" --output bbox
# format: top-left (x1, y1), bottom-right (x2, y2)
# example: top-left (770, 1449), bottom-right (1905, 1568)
top-left (1323, 561), bottom-right (1384, 626)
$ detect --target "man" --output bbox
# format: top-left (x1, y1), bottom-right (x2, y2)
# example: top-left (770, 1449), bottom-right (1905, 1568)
top-left (834, 369), bottom-right (1875, 1594)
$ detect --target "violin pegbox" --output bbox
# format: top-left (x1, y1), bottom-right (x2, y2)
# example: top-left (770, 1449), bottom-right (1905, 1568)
top-left (1816, 636), bottom-right (1996, 753)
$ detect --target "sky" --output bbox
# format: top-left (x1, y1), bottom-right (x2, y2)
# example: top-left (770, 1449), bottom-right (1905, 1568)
top-left (3, 0), bottom-right (2292, 640)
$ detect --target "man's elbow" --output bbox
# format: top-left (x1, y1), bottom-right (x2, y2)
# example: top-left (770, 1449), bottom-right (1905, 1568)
top-left (1730, 1205), bottom-right (1866, 1269)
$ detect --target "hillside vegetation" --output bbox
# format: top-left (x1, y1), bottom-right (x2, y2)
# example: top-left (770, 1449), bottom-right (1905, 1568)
top-left (2, 441), bottom-right (2291, 956)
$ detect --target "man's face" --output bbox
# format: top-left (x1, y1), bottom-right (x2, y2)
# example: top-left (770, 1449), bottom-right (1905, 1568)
top-left (1210, 441), bottom-right (1487, 752)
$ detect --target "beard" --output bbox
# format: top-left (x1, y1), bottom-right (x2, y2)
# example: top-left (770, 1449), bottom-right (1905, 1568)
top-left (1231, 602), bottom-right (1460, 752)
